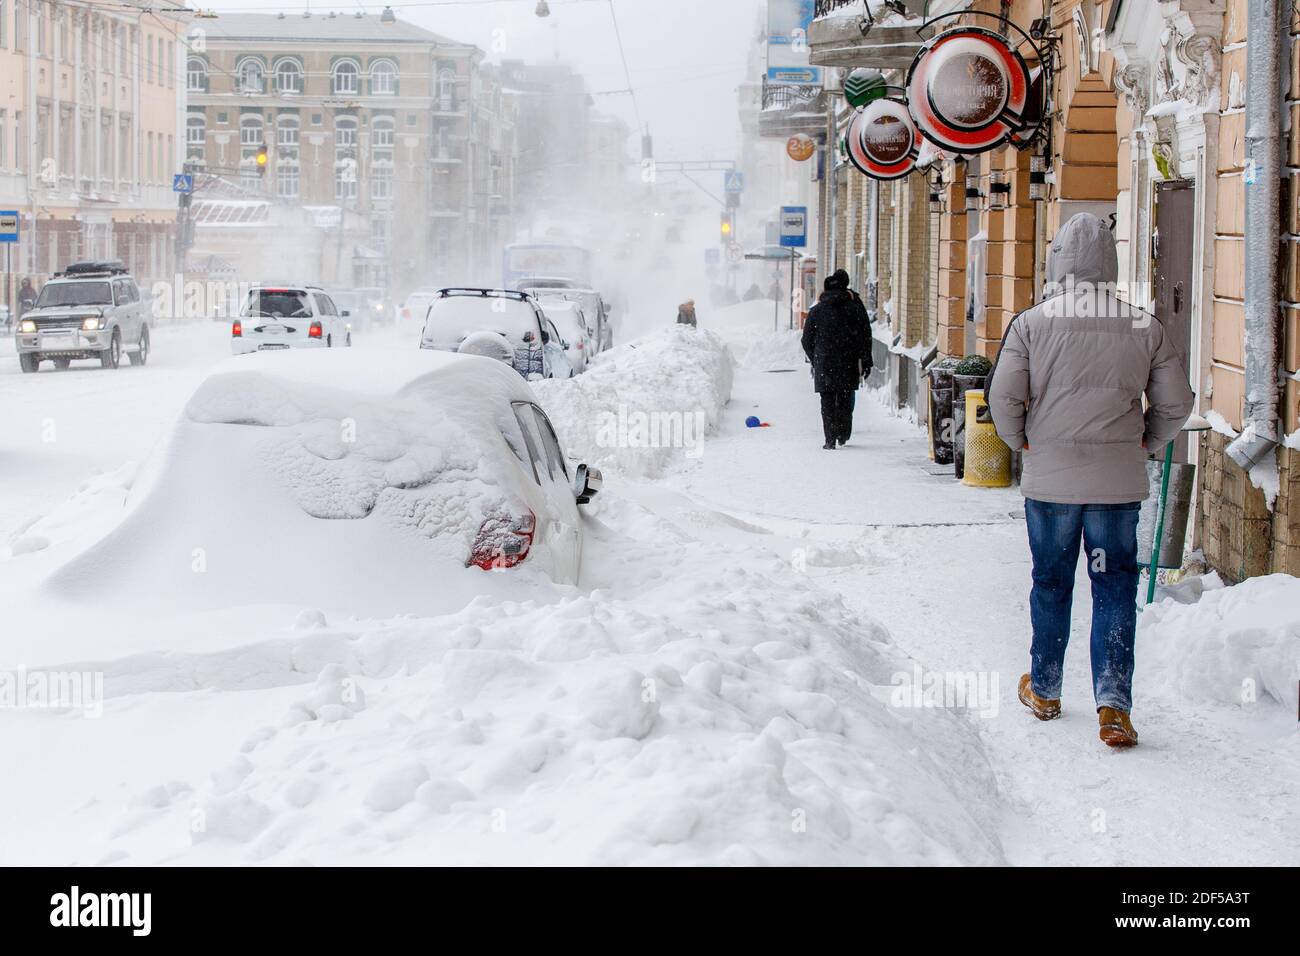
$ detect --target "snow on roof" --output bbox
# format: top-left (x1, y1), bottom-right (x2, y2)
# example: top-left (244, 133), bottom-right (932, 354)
top-left (199, 12), bottom-right (461, 46)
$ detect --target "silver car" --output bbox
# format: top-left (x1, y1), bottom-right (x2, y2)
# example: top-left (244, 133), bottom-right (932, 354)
top-left (15, 261), bottom-right (150, 373)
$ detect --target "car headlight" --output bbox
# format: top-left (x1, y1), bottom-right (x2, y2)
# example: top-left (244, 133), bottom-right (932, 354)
top-left (373, 303), bottom-right (383, 311)
top-left (19, 319), bottom-right (36, 333)
top-left (82, 317), bottom-right (103, 331)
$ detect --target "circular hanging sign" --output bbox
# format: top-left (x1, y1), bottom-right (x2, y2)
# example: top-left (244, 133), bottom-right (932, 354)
top-left (843, 67), bottom-right (887, 110)
top-left (846, 97), bottom-right (922, 181)
top-left (906, 27), bottom-right (1033, 156)
top-left (786, 134), bottom-right (816, 162)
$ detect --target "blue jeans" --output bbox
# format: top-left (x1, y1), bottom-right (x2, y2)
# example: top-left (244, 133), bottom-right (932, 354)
top-left (1024, 499), bottom-right (1142, 713)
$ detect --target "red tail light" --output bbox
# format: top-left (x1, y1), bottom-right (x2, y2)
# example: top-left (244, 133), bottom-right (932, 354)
top-left (469, 510), bottom-right (536, 570)
top-left (308, 321), bottom-right (323, 339)
top-left (232, 320), bottom-right (242, 337)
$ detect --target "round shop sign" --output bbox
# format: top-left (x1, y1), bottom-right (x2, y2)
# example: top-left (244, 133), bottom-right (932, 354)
top-left (786, 133), bottom-right (816, 162)
top-left (846, 98), bottom-right (921, 181)
top-left (906, 27), bottom-right (1033, 156)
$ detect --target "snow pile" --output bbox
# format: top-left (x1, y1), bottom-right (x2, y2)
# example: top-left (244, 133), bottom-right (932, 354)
top-left (702, 299), bottom-right (788, 361)
top-left (743, 330), bottom-right (808, 372)
top-left (1140, 574), bottom-right (1300, 712)
top-left (532, 325), bottom-right (733, 479)
top-left (48, 501), bottom-right (1004, 866)
top-left (6, 463), bottom-right (136, 559)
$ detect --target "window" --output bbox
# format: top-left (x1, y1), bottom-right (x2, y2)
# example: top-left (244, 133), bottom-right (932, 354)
top-left (0, 109), bottom-right (6, 173)
top-left (146, 131), bottom-right (154, 183)
top-left (438, 69), bottom-right (455, 110)
top-left (276, 114), bottom-right (299, 157)
top-left (332, 60), bottom-right (359, 95)
top-left (187, 57), bottom-right (206, 92)
top-left (275, 59), bottom-right (302, 95)
top-left (371, 165), bottom-right (392, 202)
top-left (370, 59), bottom-right (397, 95)
top-left (334, 116), bottom-right (357, 199)
top-left (276, 163), bottom-right (298, 199)
top-left (510, 404), bottom-right (546, 484)
top-left (166, 41), bottom-right (174, 87)
top-left (146, 35), bottom-right (153, 84)
top-left (530, 405), bottom-right (569, 481)
top-left (240, 114), bottom-right (264, 185)
top-left (312, 293), bottom-right (337, 316)
top-left (185, 113), bottom-right (205, 161)
top-left (34, 0), bottom-right (45, 56)
top-left (371, 116), bottom-right (394, 202)
top-left (237, 58), bottom-right (264, 95)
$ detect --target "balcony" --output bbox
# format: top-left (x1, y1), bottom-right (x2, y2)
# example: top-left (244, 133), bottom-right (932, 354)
top-left (758, 80), bottom-right (828, 138)
top-left (810, 0), bottom-right (968, 72)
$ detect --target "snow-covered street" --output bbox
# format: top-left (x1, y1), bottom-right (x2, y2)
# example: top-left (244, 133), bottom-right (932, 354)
top-left (1, 309), bottom-right (1295, 866)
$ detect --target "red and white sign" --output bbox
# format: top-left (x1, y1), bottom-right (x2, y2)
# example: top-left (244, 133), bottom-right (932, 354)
top-left (906, 27), bottom-right (1034, 156)
top-left (845, 97), bottom-right (921, 182)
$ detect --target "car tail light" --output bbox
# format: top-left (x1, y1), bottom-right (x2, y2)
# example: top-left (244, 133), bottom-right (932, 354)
top-left (232, 320), bottom-right (243, 337)
top-left (308, 321), bottom-right (323, 339)
top-left (468, 510), bottom-right (536, 570)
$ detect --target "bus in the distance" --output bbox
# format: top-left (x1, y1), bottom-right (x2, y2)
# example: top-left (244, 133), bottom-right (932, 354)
top-left (503, 243), bottom-right (593, 291)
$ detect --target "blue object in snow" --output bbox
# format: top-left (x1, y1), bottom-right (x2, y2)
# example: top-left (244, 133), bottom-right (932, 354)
top-left (745, 416), bottom-right (761, 428)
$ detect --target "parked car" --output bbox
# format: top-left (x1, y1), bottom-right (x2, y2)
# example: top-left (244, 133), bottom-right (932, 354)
top-left (46, 349), bottom-right (603, 606)
top-left (15, 260), bottom-right (150, 373)
top-left (356, 286), bottom-right (392, 325)
top-left (232, 285), bottom-right (351, 355)
top-left (512, 275), bottom-right (579, 293)
top-left (538, 298), bottom-right (591, 375)
top-left (418, 288), bottom-right (570, 380)
top-left (522, 286), bottom-right (612, 352)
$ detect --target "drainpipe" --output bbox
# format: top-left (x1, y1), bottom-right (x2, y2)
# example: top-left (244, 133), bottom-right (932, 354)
top-left (1225, 0), bottom-right (1284, 471)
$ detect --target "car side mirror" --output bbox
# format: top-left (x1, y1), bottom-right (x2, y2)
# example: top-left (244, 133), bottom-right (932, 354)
top-left (341, 310), bottom-right (351, 317)
top-left (541, 329), bottom-right (550, 345)
top-left (573, 463), bottom-right (602, 504)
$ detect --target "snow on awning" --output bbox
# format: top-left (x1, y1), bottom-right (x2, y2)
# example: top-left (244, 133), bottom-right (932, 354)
top-left (191, 199), bottom-right (272, 228)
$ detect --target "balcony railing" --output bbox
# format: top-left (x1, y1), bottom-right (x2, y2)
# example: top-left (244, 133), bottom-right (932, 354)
top-left (814, 0), bottom-right (863, 15)
top-left (761, 81), bottom-right (823, 113)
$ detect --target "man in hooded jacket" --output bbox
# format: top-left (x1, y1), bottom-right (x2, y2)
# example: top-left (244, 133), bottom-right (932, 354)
top-left (987, 213), bottom-right (1194, 748)
top-left (801, 269), bottom-right (872, 449)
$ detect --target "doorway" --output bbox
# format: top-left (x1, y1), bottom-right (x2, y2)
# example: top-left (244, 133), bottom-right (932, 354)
top-left (1152, 179), bottom-right (1196, 462)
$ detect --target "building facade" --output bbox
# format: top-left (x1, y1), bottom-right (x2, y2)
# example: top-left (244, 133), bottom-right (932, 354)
top-left (185, 11), bottom-right (516, 294)
top-left (0, 0), bottom-right (189, 309)
top-left (809, 0), bottom-right (1300, 584)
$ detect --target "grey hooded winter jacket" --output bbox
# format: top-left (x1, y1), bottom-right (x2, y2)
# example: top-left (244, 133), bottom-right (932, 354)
top-left (987, 213), bottom-right (1195, 504)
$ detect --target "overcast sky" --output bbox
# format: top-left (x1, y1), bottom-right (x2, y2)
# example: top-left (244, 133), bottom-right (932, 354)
top-left (206, 0), bottom-right (768, 162)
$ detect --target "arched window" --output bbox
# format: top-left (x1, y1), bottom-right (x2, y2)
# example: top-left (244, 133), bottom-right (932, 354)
top-left (370, 59), bottom-right (397, 95)
top-left (332, 60), bottom-right (360, 95)
top-left (275, 59), bottom-right (303, 95)
top-left (438, 69), bottom-right (455, 111)
top-left (186, 113), bottom-right (206, 163)
top-left (187, 58), bottom-right (207, 93)
top-left (237, 58), bottom-right (264, 95)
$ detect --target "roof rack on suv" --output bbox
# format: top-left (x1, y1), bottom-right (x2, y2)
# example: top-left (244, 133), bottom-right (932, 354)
top-left (437, 288), bottom-right (530, 301)
top-left (60, 259), bottom-right (129, 277)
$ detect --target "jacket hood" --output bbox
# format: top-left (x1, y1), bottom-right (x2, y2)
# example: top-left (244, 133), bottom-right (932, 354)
top-left (1046, 213), bottom-right (1118, 289)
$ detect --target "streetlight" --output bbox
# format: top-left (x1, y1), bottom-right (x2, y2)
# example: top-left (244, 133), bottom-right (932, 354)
top-left (380, 6), bottom-right (396, 23)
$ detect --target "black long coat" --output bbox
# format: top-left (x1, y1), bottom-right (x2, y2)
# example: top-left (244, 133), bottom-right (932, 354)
top-left (801, 289), bottom-right (872, 393)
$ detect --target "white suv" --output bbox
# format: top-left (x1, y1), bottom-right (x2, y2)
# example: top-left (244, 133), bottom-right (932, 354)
top-left (15, 261), bottom-right (150, 373)
top-left (232, 285), bottom-right (352, 355)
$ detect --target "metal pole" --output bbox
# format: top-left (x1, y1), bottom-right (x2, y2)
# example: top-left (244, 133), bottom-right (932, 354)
top-left (1145, 441), bottom-right (1175, 605)
top-left (788, 252), bottom-right (795, 330)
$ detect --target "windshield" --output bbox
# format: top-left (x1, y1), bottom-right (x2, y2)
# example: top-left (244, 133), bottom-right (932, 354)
top-left (425, 296), bottom-right (539, 346)
top-left (243, 290), bottom-right (312, 319)
top-left (36, 282), bottom-right (112, 308)
top-left (544, 306), bottom-right (585, 342)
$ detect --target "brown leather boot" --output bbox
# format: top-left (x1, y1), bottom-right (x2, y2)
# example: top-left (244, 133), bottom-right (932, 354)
top-left (1017, 674), bottom-right (1061, 721)
top-left (1098, 707), bottom-right (1138, 747)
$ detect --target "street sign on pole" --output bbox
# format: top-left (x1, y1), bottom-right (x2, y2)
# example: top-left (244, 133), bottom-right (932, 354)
top-left (1, 211), bottom-right (17, 332)
top-left (779, 206), bottom-right (808, 248)
top-left (172, 174), bottom-right (194, 194)
top-left (724, 171), bottom-right (745, 194)
top-left (0, 210), bottom-right (18, 242)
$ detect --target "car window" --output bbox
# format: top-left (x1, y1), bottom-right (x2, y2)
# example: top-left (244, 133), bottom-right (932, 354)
top-left (126, 280), bottom-right (140, 303)
top-left (244, 290), bottom-right (312, 319)
top-left (529, 404), bottom-right (568, 481)
top-left (510, 403), bottom-right (546, 485)
top-left (313, 293), bottom-right (337, 316)
top-left (37, 281), bottom-right (113, 307)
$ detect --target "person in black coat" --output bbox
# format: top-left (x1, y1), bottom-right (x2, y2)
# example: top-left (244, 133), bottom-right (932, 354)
top-left (801, 270), bottom-right (872, 449)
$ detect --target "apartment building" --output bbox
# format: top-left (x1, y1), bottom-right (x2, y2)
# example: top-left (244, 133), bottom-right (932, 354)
top-left (0, 0), bottom-right (189, 306)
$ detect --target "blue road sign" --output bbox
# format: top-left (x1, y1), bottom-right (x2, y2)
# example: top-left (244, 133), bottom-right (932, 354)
top-left (0, 210), bottom-right (18, 243)
top-left (172, 174), bottom-right (194, 194)
top-left (724, 171), bottom-right (745, 194)
top-left (779, 206), bottom-right (808, 248)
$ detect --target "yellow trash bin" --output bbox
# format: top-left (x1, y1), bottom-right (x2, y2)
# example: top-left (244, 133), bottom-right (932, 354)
top-left (962, 389), bottom-right (1012, 488)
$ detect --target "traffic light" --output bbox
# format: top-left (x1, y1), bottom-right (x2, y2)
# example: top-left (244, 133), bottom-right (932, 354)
top-left (255, 144), bottom-right (269, 176)
top-left (720, 211), bottom-right (733, 239)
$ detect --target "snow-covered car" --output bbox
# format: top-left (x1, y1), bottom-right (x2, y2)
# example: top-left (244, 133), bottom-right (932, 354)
top-left (44, 349), bottom-right (603, 614)
top-left (512, 275), bottom-right (579, 293)
top-left (232, 285), bottom-right (351, 355)
top-left (419, 288), bottom-right (570, 380)
top-left (538, 299), bottom-right (590, 375)
top-left (15, 261), bottom-right (151, 372)
top-left (523, 286), bottom-right (611, 352)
